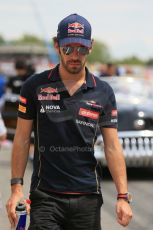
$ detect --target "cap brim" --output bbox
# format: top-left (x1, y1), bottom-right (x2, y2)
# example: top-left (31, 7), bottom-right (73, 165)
top-left (59, 37), bottom-right (91, 48)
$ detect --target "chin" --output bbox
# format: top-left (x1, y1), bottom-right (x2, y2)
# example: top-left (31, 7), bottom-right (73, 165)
top-left (67, 66), bottom-right (82, 74)
top-left (69, 69), bottom-right (82, 74)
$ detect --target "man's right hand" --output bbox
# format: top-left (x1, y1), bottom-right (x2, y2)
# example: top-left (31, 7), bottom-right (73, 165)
top-left (6, 185), bottom-right (24, 229)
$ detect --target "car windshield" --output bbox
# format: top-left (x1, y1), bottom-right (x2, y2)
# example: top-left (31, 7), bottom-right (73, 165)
top-left (102, 76), bottom-right (153, 101)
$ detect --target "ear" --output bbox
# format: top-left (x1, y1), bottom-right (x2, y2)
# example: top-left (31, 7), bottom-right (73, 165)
top-left (89, 49), bottom-right (92, 54)
top-left (53, 38), bottom-right (60, 54)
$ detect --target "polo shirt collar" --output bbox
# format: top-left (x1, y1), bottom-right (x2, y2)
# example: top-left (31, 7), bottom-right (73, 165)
top-left (85, 67), bottom-right (96, 88)
top-left (48, 64), bottom-right (96, 89)
top-left (48, 65), bottom-right (61, 82)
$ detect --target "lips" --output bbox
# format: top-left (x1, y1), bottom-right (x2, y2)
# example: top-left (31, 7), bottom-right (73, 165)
top-left (70, 62), bottom-right (80, 65)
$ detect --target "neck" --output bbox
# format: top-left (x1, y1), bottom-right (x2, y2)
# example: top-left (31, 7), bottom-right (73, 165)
top-left (59, 64), bottom-right (86, 83)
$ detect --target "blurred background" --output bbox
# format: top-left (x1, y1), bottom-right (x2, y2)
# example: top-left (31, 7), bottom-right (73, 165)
top-left (0, 0), bottom-right (153, 229)
top-left (0, 0), bottom-right (153, 76)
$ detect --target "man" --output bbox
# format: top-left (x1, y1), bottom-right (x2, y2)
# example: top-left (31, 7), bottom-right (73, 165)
top-left (0, 113), bottom-right (7, 142)
top-left (99, 63), bottom-right (120, 77)
top-left (6, 13), bottom-right (132, 229)
top-left (0, 72), bottom-right (7, 142)
top-left (7, 59), bottom-right (35, 94)
top-left (0, 71), bottom-right (6, 109)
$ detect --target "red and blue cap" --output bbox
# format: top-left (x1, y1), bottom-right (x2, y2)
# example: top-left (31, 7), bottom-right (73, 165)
top-left (57, 14), bottom-right (92, 48)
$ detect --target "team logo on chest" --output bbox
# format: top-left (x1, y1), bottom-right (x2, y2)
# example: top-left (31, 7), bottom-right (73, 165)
top-left (38, 94), bottom-right (60, 101)
top-left (38, 87), bottom-right (60, 101)
top-left (40, 87), bottom-right (58, 94)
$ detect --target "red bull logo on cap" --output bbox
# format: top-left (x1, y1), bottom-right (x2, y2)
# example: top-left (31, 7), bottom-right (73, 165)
top-left (68, 22), bottom-right (84, 34)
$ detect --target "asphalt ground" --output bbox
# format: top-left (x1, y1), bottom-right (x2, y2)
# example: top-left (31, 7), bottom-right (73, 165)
top-left (0, 144), bottom-right (153, 230)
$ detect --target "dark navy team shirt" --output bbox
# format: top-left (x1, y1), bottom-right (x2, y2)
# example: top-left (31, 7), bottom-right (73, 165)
top-left (18, 65), bottom-right (118, 194)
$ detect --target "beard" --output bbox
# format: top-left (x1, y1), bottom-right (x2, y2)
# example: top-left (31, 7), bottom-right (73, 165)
top-left (60, 52), bottom-right (86, 74)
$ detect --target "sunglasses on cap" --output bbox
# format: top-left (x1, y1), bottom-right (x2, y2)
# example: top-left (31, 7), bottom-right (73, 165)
top-left (62, 46), bottom-right (90, 55)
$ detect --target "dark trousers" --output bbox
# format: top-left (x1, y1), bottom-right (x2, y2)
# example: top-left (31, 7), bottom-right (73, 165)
top-left (28, 189), bottom-right (103, 230)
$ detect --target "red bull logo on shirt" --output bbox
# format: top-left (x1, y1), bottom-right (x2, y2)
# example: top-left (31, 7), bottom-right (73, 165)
top-left (68, 22), bottom-right (84, 34)
top-left (40, 87), bottom-right (58, 94)
top-left (38, 94), bottom-right (60, 101)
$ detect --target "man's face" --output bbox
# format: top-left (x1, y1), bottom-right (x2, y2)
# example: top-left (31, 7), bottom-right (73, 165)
top-left (58, 43), bottom-right (90, 74)
top-left (16, 68), bottom-right (27, 77)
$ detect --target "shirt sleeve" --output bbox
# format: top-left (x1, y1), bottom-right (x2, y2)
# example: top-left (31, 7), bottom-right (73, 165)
top-left (98, 85), bottom-right (118, 128)
top-left (18, 79), bottom-right (36, 120)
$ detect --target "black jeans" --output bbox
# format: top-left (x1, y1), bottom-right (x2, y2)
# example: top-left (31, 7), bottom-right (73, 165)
top-left (28, 189), bottom-right (103, 230)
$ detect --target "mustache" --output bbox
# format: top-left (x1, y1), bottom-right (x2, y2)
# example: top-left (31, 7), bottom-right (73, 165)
top-left (67, 60), bottom-right (81, 64)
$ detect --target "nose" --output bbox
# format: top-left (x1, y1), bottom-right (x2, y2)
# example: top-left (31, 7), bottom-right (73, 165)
top-left (71, 48), bottom-right (80, 58)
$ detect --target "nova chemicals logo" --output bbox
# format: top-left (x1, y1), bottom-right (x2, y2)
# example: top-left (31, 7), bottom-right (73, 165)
top-left (40, 105), bottom-right (61, 113)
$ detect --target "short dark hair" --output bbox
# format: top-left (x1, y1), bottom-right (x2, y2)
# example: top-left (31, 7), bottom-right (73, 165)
top-left (52, 36), bottom-right (58, 43)
top-left (15, 60), bottom-right (27, 70)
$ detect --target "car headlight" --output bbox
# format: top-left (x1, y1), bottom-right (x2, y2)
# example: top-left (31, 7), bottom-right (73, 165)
top-left (138, 111), bottom-right (144, 117)
top-left (134, 119), bottom-right (145, 130)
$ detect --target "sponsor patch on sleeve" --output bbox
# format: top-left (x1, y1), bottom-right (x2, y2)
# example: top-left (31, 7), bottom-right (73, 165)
top-left (111, 118), bottom-right (118, 123)
top-left (19, 96), bottom-right (27, 104)
top-left (111, 109), bottom-right (118, 117)
top-left (18, 104), bottom-right (26, 113)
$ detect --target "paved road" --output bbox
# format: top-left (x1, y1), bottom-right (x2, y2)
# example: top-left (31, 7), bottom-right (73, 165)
top-left (0, 145), bottom-right (153, 230)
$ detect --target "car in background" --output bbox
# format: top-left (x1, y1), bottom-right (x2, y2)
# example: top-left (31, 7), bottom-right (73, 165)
top-left (95, 76), bottom-right (153, 167)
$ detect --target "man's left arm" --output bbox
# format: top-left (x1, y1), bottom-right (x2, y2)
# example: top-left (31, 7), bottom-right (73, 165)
top-left (101, 127), bottom-right (133, 227)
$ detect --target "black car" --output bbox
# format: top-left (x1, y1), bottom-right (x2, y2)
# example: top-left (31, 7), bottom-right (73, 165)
top-left (109, 76), bottom-right (153, 131)
top-left (95, 76), bottom-right (153, 167)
